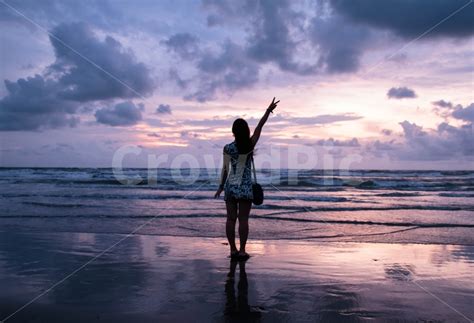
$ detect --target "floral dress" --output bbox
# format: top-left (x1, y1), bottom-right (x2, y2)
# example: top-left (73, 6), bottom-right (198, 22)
top-left (223, 141), bottom-right (253, 201)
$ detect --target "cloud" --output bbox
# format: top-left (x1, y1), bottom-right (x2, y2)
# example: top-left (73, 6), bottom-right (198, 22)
top-left (387, 86), bottom-right (417, 99)
top-left (330, 0), bottom-right (474, 39)
top-left (183, 112), bottom-right (362, 127)
top-left (373, 140), bottom-right (397, 151)
top-left (0, 22), bottom-right (153, 131)
top-left (399, 120), bottom-right (425, 137)
top-left (95, 101), bottom-right (143, 126)
top-left (201, 0), bottom-right (257, 27)
top-left (184, 41), bottom-right (260, 102)
top-left (167, 68), bottom-right (188, 89)
top-left (432, 100), bottom-right (474, 122)
top-left (0, 75), bottom-right (79, 131)
top-left (202, 0), bottom-right (372, 76)
top-left (245, 0), bottom-right (317, 75)
top-left (156, 104), bottom-right (172, 114)
top-left (363, 119), bottom-right (473, 161)
top-left (50, 22), bottom-right (154, 101)
top-left (396, 120), bottom-right (473, 159)
top-left (203, 0), bottom-right (309, 75)
top-left (180, 130), bottom-right (199, 138)
top-left (0, 0), bottom-right (123, 32)
top-left (452, 103), bottom-right (474, 123)
top-left (315, 137), bottom-right (360, 147)
top-left (364, 139), bottom-right (399, 158)
top-left (162, 33), bottom-right (200, 59)
top-left (175, 1), bottom-right (408, 101)
top-left (185, 0), bottom-right (374, 102)
top-left (308, 15), bottom-right (373, 73)
top-left (386, 53), bottom-right (408, 63)
top-left (287, 113), bottom-right (362, 125)
top-left (432, 99), bottom-right (453, 108)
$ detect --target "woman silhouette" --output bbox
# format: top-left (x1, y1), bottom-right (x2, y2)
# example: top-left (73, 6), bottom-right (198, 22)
top-left (215, 98), bottom-right (279, 259)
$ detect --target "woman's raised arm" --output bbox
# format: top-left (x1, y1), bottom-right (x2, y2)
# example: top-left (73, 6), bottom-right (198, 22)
top-left (251, 97), bottom-right (279, 147)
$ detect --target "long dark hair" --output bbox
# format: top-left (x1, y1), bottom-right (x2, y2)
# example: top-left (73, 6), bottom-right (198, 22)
top-left (232, 118), bottom-right (253, 155)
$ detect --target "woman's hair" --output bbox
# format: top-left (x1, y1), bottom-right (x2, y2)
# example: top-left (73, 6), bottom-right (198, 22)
top-left (232, 118), bottom-right (253, 155)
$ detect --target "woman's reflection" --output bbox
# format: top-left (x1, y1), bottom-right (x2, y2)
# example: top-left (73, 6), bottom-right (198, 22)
top-left (224, 259), bottom-right (261, 321)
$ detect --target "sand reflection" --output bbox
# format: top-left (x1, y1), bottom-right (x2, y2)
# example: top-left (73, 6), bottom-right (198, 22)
top-left (224, 259), bottom-right (262, 321)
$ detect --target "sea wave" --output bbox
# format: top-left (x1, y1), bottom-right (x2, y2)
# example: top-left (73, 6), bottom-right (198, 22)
top-left (1, 168), bottom-right (473, 191)
top-left (439, 193), bottom-right (474, 198)
top-left (10, 202), bottom-right (474, 213)
top-left (258, 204), bottom-right (474, 212)
top-left (1, 213), bottom-right (473, 229)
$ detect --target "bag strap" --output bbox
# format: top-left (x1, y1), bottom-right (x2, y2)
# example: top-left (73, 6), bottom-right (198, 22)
top-left (250, 154), bottom-right (257, 184)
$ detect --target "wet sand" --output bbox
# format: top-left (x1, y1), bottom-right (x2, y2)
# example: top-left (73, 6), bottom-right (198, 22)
top-left (0, 230), bottom-right (473, 322)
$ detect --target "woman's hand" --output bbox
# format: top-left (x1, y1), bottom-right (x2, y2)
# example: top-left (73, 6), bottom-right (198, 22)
top-left (251, 97), bottom-right (280, 147)
top-left (267, 97), bottom-right (280, 113)
top-left (214, 186), bottom-right (224, 198)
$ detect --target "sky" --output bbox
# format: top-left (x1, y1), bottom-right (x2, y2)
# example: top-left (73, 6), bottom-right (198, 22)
top-left (0, 0), bottom-right (473, 169)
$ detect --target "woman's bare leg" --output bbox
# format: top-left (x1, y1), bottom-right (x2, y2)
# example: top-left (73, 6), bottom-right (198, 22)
top-left (237, 200), bottom-right (252, 255)
top-left (226, 199), bottom-right (238, 254)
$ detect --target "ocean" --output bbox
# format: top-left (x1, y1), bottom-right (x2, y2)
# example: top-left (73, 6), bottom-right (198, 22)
top-left (1, 168), bottom-right (473, 245)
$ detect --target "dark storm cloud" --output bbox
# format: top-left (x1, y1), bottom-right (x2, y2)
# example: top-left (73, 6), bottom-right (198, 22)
top-left (202, 1), bottom-right (341, 74)
top-left (168, 68), bottom-right (188, 89)
top-left (329, 0), bottom-right (474, 39)
top-left (50, 22), bottom-right (154, 101)
top-left (197, 0), bottom-right (473, 95)
top-left (245, 0), bottom-right (316, 75)
top-left (201, 0), bottom-right (257, 26)
top-left (0, 75), bottom-right (79, 131)
top-left (179, 0), bottom-right (373, 101)
top-left (95, 101), bottom-right (144, 126)
top-left (189, 0), bottom-right (412, 102)
top-left (162, 33), bottom-right (200, 59)
top-left (387, 86), bottom-right (417, 99)
top-left (0, 22), bottom-right (154, 131)
top-left (156, 104), bottom-right (172, 114)
top-left (308, 15), bottom-right (373, 73)
top-left (184, 41), bottom-right (260, 102)
top-left (0, 0), bottom-right (123, 31)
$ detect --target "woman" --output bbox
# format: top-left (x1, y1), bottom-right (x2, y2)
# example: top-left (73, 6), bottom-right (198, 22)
top-left (214, 98), bottom-right (279, 259)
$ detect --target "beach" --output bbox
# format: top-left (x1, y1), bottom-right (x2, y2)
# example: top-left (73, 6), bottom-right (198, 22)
top-left (2, 0), bottom-right (474, 320)
top-left (0, 168), bottom-right (473, 322)
top-left (1, 230), bottom-right (473, 322)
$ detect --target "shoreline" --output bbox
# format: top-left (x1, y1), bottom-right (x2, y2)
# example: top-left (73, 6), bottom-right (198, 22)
top-left (1, 224), bottom-right (473, 246)
top-left (1, 229), bottom-right (473, 322)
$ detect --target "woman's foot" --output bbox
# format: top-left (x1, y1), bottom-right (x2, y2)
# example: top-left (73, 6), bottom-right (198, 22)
top-left (238, 251), bottom-right (250, 260)
top-left (230, 249), bottom-right (239, 259)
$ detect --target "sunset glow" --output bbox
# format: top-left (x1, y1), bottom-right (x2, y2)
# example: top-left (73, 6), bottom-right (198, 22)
top-left (0, 0), bottom-right (473, 169)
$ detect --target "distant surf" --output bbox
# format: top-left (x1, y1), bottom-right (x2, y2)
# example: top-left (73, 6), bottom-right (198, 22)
top-left (1, 168), bottom-right (473, 245)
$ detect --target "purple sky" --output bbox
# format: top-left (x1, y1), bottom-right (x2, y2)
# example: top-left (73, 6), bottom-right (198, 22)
top-left (0, 0), bottom-right (473, 169)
